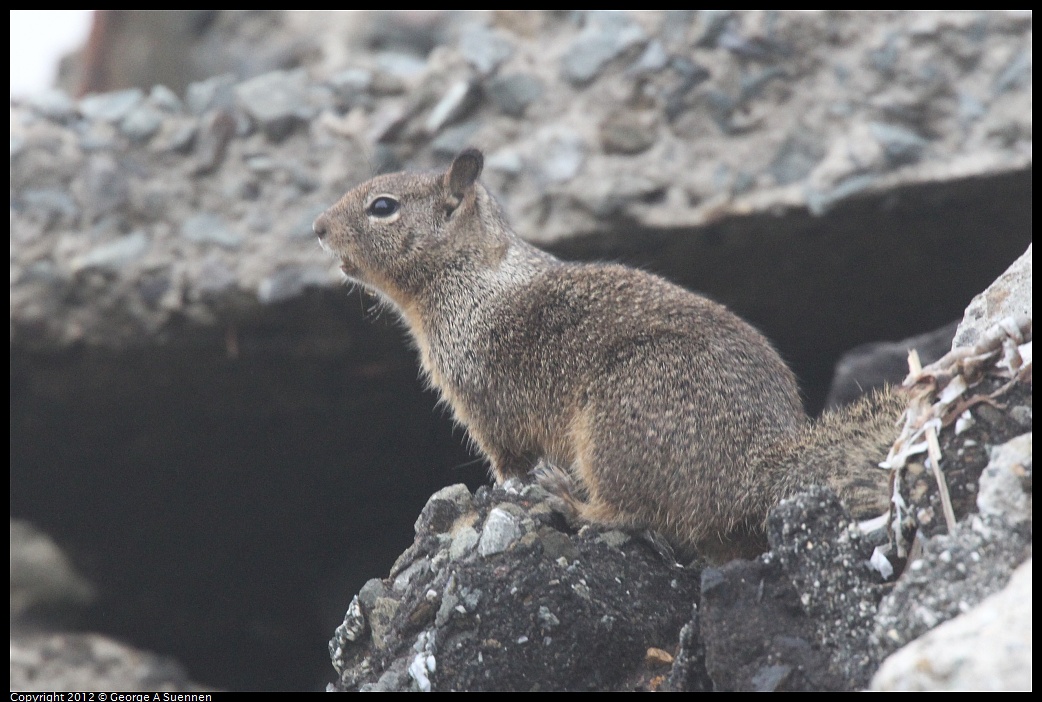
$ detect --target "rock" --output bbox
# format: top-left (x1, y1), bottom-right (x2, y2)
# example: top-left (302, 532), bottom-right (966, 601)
top-left (236, 69), bottom-right (315, 141)
top-left (148, 84), bottom-right (184, 113)
top-left (424, 80), bottom-right (481, 135)
top-left (769, 129), bottom-right (827, 186)
top-left (766, 487), bottom-right (888, 688)
top-left (257, 265), bottom-right (331, 304)
top-left (329, 483), bottom-right (700, 691)
top-left (185, 73), bottom-right (238, 114)
top-left (629, 40), bottom-right (669, 74)
top-left (458, 25), bottom-right (514, 75)
top-left (120, 105), bottom-right (164, 142)
top-left (533, 127), bottom-right (585, 184)
top-left (486, 73), bottom-right (544, 117)
top-left (825, 321), bottom-right (960, 410)
top-left (871, 558), bottom-right (1032, 691)
top-left (10, 631), bottom-right (208, 693)
top-left (875, 454), bottom-right (1032, 660)
top-left (599, 110), bottom-right (659, 155)
top-left (25, 89), bottom-right (77, 122)
top-left (71, 231), bottom-right (150, 273)
top-left (561, 11), bottom-right (647, 86)
top-left (993, 48), bottom-right (1031, 96)
top-left (869, 122), bottom-right (929, 167)
top-left (329, 68), bottom-right (374, 111)
top-left (10, 519), bottom-right (95, 624)
top-left (430, 121), bottom-right (481, 159)
top-left (79, 89), bottom-right (145, 123)
top-left (18, 188), bottom-right (80, 229)
top-left (954, 244), bottom-right (1032, 348)
top-left (79, 154), bottom-right (129, 221)
top-left (698, 553), bottom-right (840, 690)
top-left (976, 433), bottom-right (1032, 521)
top-left (374, 52), bottom-right (428, 84)
top-left (180, 212), bottom-right (242, 249)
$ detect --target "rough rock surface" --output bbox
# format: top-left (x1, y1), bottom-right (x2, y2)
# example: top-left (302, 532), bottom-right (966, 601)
top-left (11, 10), bottom-right (1032, 350)
top-left (328, 482), bottom-right (702, 691)
top-left (871, 557), bottom-right (1032, 691)
top-left (10, 631), bottom-right (209, 693)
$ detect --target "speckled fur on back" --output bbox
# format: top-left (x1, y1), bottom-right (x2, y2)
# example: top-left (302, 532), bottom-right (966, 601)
top-left (314, 149), bottom-right (903, 562)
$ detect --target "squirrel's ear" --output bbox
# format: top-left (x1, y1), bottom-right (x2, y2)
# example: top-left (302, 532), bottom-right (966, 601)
top-left (445, 148), bottom-right (484, 204)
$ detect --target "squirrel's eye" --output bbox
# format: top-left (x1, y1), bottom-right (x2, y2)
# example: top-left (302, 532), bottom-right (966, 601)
top-left (367, 196), bottom-right (400, 218)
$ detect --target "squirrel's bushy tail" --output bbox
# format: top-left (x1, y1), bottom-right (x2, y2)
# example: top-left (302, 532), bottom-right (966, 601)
top-left (755, 387), bottom-right (906, 521)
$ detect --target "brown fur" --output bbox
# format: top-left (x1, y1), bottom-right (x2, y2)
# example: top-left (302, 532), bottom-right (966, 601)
top-left (314, 149), bottom-right (904, 562)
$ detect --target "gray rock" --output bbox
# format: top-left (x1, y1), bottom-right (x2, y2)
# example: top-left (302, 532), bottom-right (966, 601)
top-left (330, 483), bottom-right (700, 691)
top-left (10, 519), bottom-right (95, 623)
top-left (196, 256), bottom-right (237, 295)
top-left (151, 119), bottom-right (197, 154)
top-left (81, 154), bottom-right (130, 221)
top-left (486, 73), bottom-right (544, 117)
top-left (424, 80), bottom-right (481, 135)
top-left (825, 320), bottom-right (960, 410)
top-left (374, 52), bottom-right (428, 83)
top-left (562, 11), bottom-right (647, 86)
top-left (79, 89), bottom-right (145, 123)
top-left (257, 265), bottom-right (330, 304)
top-left (993, 48), bottom-right (1031, 96)
top-left (657, 10), bottom-right (697, 49)
top-left (236, 69), bottom-right (315, 141)
top-left (867, 32), bottom-right (900, 76)
top-left (415, 484), bottom-right (475, 535)
top-left (185, 73), bottom-right (237, 114)
top-left (629, 39), bottom-right (670, 74)
top-left (291, 205), bottom-right (331, 240)
top-left (805, 174), bottom-right (878, 216)
top-left (147, 84), bottom-right (183, 113)
top-left (664, 57), bottom-right (712, 121)
top-left (739, 67), bottom-right (788, 103)
top-left (458, 25), bottom-right (515, 75)
top-left (871, 558), bottom-right (1032, 691)
top-left (25, 89), bottom-right (77, 122)
top-left (19, 188), bottom-right (80, 224)
top-left (873, 510), bottom-right (1031, 661)
top-left (694, 10), bottom-right (732, 48)
top-left (769, 130), bottom-right (827, 186)
top-left (330, 68), bottom-right (372, 94)
top-left (72, 231), bottom-right (150, 273)
top-left (977, 433), bottom-right (1032, 521)
top-left (484, 148), bottom-right (524, 176)
top-left (534, 128), bottom-right (586, 184)
top-left (767, 487), bottom-right (887, 688)
top-left (77, 122), bottom-right (119, 152)
top-left (956, 91), bottom-right (987, 125)
top-left (869, 122), bottom-right (929, 167)
top-left (429, 121), bottom-right (480, 159)
top-left (136, 270), bottom-right (172, 308)
top-left (599, 110), bottom-right (659, 155)
top-left (329, 68), bottom-right (374, 110)
top-left (954, 245), bottom-right (1031, 348)
top-left (180, 212), bottom-right (242, 250)
top-left (477, 506), bottom-right (523, 556)
top-left (10, 631), bottom-right (207, 693)
top-left (449, 526), bottom-right (480, 561)
top-left (120, 105), bottom-right (164, 142)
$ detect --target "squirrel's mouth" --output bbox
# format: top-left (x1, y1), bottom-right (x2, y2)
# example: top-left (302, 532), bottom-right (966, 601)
top-left (339, 257), bottom-right (363, 279)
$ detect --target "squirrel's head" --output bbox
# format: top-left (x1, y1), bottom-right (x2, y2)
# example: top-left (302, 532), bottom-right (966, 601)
top-left (314, 148), bottom-right (509, 309)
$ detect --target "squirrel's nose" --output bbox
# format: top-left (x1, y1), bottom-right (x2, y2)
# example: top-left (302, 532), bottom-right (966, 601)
top-left (313, 213), bottom-right (329, 240)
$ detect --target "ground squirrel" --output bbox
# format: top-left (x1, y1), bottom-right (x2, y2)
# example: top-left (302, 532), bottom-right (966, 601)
top-left (314, 149), bottom-right (904, 562)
